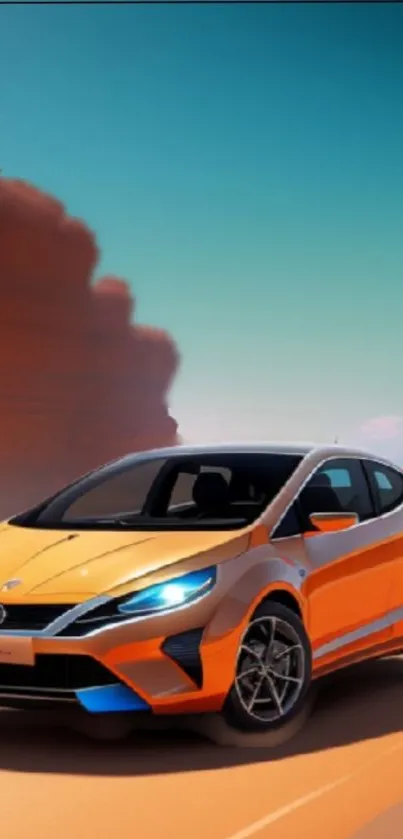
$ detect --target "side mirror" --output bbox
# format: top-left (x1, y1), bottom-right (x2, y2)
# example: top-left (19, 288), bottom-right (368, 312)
top-left (308, 511), bottom-right (359, 533)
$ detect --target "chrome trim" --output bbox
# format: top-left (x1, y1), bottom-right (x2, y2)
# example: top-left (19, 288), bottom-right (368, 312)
top-left (46, 596), bottom-right (111, 635)
top-left (73, 682), bottom-right (120, 694)
top-left (267, 534), bottom-right (302, 544)
top-left (313, 606), bottom-right (403, 660)
top-left (0, 691), bottom-right (76, 703)
top-left (0, 567), bottom-right (220, 640)
top-left (61, 587), bottom-right (218, 639)
top-left (270, 452), bottom-right (403, 540)
top-left (0, 594), bottom-right (111, 639)
top-left (0, 685), bottom-right (74, 694)
top-left (76, 613), bottom-right (125, 626)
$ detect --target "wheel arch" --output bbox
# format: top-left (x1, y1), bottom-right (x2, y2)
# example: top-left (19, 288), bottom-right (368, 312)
top-left (254, 588), bottom-right (303, 620)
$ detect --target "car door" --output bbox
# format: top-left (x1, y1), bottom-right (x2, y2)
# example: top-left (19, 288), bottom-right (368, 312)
top-left (299, 457), bottom-right (394, 655)
top-left (361, 459), bottom-right (403, 645)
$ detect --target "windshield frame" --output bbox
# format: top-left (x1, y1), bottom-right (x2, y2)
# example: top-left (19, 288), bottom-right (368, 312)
top-left (10, 448), bottom-right (304, 532)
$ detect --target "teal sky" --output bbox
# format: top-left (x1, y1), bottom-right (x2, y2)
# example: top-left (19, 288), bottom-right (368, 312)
top-left (1, 2), bottom-right (403, 450)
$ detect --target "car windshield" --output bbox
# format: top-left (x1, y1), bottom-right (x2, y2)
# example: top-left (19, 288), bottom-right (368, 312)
top-left (12, 451), bottom-right (302, 531)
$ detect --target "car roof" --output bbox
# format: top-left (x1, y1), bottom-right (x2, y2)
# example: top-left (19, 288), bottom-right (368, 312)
top-left (83, 440), bottom-right (403, 487)
top-left (123, 441), bottom-right (394, 463)
top-left (149, 441), bottom-right (315, 457)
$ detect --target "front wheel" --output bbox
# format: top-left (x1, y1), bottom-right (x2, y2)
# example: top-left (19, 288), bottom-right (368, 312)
top-left (222, 600), bottom-right (313, 736)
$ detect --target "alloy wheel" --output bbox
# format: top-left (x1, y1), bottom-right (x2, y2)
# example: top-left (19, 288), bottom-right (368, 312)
top-left (234, 615), bottom-right (306, 723)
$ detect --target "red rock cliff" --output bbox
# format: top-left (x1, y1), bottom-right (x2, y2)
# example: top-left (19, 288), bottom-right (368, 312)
top-left (0, 178), bottom-right (179, 517)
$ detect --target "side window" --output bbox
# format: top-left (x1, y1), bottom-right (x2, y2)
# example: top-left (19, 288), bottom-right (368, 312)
top-left (323, 467), bottom-right (351, 488)
top-left (363, 461), bottom-right (403, 516)
top-left (299, 457), bottom-right (374, 531)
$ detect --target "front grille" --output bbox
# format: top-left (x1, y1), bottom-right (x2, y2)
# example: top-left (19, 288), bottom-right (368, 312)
top-left (0, 654), bottom-right (117, 693)
top-left (57, 602), bottom-right (125, 636)
top-left (0, 604), bottom-right (74, 632)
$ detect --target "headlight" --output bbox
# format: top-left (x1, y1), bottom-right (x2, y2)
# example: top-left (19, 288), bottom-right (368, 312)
top-left (57, 566), bottom-right (218, 637)
top-left (117, 566), bottom-right (217, 617)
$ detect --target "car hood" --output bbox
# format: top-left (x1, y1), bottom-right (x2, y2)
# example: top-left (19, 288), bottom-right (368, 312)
top-left (0, 522), bottom-right (246, 601)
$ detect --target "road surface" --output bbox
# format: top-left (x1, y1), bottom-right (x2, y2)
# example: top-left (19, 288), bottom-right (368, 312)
top-left (1, 657), bottom-right (403, 839)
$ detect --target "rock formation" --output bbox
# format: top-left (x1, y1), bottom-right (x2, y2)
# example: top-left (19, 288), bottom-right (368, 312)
top-left (0, 178), bottom-right (179, 517)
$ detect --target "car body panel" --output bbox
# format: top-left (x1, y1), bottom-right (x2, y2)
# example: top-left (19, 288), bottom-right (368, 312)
top-left (10, 543), bottom-right (307, 714)
top-left (0, 441), bottom-right (403, 716)
top-left (302, 524), bottom-right (397, 648)
top-left (302, 506), bottom-right (403, 660)
top-left (0, 524), bottom-right (250, 600)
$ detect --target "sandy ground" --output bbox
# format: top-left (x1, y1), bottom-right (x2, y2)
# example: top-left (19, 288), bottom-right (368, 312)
top-left (1, 657), bottom-right (403, 839)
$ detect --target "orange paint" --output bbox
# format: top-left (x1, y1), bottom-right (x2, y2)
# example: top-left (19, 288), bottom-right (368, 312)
top-left (0, 442), bottom-right (402, 723)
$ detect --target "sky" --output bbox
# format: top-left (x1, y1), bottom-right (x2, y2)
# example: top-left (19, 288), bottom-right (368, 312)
top-left (1, 2), bottom-right (403, 456)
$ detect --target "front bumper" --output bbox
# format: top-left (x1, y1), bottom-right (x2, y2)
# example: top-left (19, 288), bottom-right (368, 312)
top-left (0, 590), bottom-right (242, 715)
top-left (0, 652), bottom-right (151, 712)
top-left (0, 548), bottom-right (291, 715)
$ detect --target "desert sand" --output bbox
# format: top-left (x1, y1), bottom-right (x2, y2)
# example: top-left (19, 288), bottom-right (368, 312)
top-left (1, 657), bottom-right (402, 839)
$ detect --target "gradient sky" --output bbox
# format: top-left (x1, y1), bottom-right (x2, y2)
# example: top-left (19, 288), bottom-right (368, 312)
top-left (1, 2), bottom-right (403, 452)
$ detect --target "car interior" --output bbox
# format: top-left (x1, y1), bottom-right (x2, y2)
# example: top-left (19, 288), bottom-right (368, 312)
top-left (150, 457), bottom-right (290, 522)
top-left (52, 454), bottom-right (302, 529)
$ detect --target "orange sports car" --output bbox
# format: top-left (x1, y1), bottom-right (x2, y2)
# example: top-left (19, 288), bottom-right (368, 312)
top-left (0, 442), bottom-right (402, 737)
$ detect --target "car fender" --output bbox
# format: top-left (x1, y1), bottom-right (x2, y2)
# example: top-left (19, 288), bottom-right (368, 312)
top-left (205, 545), bottom-right (306, 643)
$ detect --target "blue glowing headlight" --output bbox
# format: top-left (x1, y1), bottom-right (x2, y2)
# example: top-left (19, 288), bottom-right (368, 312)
top-left (117, 566), bottom-right (217, 617)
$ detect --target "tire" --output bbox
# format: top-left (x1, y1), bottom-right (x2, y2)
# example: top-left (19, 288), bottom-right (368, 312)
top-left (222, 600), bottom-right (313, 736)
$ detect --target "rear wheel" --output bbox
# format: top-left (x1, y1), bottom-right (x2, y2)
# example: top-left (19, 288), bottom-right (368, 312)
top-left (222, 601), bottom-right (313, 736)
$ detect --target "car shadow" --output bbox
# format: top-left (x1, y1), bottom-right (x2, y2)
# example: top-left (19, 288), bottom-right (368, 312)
top-left (0, 656), bottom-right (402, 777)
